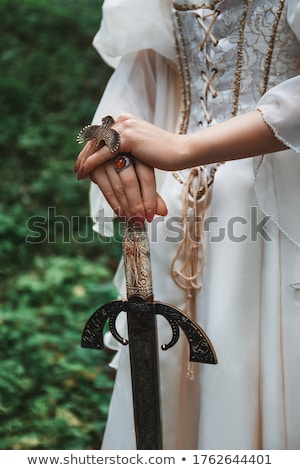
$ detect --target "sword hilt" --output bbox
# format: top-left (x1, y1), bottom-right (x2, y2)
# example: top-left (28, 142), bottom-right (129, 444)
top-left (81, 221), bottom-right (217, 450)
top-left (123, 223), bottom-right (153, 302)
top-left (82, 221), bottom-right (217, 363)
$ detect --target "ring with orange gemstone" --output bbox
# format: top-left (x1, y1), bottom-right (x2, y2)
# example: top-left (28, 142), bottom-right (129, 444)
top-left (113, 153), bottom-right (133, 173)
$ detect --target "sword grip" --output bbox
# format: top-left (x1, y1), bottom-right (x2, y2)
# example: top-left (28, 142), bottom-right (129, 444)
top-left (123, 223), bottom-right (153, 302)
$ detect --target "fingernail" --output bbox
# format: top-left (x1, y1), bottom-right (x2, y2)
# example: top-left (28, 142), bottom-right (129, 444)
top-left (78, 167), bottom-right (85, 180)
top-left (80, 166), bottom-right (85, 179)
top-left (130, 213), bottom-right (145, 228)
top-left (146, 210), bottom-right (155, 223)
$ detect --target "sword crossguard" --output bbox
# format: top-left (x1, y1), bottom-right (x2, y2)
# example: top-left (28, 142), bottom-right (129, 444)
top-left (81, 300), bottom-right (217, 365)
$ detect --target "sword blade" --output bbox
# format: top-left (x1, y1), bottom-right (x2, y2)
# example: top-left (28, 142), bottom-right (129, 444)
top-left (123, 224), bottom-right (162, 449)
top-left (126, 301), bottom-right (162, 449)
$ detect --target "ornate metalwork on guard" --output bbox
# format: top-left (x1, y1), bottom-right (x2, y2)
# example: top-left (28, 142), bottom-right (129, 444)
top-left (81, 223), bottom-right (217, 450)
top-left (82, 301), bottom-right (216, 363)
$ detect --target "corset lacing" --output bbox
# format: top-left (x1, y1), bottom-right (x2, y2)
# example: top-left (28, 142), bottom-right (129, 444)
top-left (172, 4), bottom-right (226, 362)
top-left (171, 0), bottom-right (285, 379)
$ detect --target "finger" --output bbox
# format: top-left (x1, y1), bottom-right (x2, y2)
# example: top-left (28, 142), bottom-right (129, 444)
top-left (104, 162), bottom-right (132, 219)
top-left (117, 163), bottom-right (146, 224)
top-left (90, 164), bottom-right (126, 217)
top-left (74, 139), bottom-right (99, 173)
top-left (79, 144), bottom-right (116, 179)
top-left (134, 161), bottom-right (157, 222)
top-left (135, 161), bottom-right (168, 219)
top-left (156, 193), bottom-right (168, 216)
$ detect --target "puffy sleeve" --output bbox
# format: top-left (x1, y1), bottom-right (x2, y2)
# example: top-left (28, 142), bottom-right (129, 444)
top-left (92, 0), bottom-right (177, 68)
top-left (287, 0), bottom-right (300, 41)
top-left (256, 0), bottom-right (300, 151)
top-left (89, 0), bottom-right (180, 237)
top-left (257, 76), bottom-right (300, 153)
top-left (254, 0), bottom-right (300, 264)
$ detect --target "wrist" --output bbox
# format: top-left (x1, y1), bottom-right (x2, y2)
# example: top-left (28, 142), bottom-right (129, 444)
top-left (178, 133), bottom-right (205, 169)
top-left (167, 134), bottom-right (194, 170)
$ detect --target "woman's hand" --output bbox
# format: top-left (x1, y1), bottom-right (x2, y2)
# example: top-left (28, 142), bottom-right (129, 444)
top-left (74, 114), bottom-right (186, 180)
top-left (89, 159), bottom-right (168, 223)
top-left (75, 110), bottom-right (286, 221)
top-left (75, 111), bottom-right (287, 180)
top-left (75, 132), bottom-right (167, 222)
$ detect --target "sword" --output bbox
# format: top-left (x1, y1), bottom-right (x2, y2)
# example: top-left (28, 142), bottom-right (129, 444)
top-left (76, 120), bottom-right (217, 449)
top-left (81, 222), bottom-right (217, 449)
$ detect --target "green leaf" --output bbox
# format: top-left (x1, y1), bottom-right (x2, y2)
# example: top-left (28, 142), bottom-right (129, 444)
top-left (0, 0), bottom-right (119, 450)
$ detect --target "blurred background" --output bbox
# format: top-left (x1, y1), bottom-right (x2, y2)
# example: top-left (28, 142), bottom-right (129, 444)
top-left (0, 0), bottom-right (121, 449)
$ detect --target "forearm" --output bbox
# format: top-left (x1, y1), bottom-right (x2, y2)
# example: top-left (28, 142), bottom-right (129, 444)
top-left (181, 110), bottom-right (287, 169)
top-left (76, 110), bottom-right (288, 178)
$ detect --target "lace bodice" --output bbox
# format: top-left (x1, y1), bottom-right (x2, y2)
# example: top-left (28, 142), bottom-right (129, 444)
top-left (173, 0), bottom-right (300, 133)
top-left (90, 0), bottom-right (300, 248)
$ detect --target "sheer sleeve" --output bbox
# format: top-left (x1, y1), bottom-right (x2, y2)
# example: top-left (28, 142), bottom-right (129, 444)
top-left (89, 0), bottom-right (180, 237)
top-left (287, 0), bottom-right (300, 41)
top-left (257, 76), bottom-right (300, 153)
top-left (256, 0), bottom-right (300, 151)
top-left (92, 0), bottom-right (176, 68)
top-left (253, 1), bottom-right (300, 254)
top-left (254, 0), bottom-right (300, 253)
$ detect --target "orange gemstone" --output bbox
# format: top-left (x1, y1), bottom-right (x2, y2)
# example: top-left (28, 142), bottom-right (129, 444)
top-left (115, 156), bottom-right (126, 169)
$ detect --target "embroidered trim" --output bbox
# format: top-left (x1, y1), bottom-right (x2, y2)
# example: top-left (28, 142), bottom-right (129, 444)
top-left (231, 0), bottom-right (249, 117)
top-left (173, 3), bottom-right (223, 195)
top-left (174, 9), bottom-right (191, 134)
top-left (173, 3), bottom-right (216, 12)
top-left (261, 0), bottom-right (285, 95)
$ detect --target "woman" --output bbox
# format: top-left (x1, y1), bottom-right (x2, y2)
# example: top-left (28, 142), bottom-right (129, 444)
top-left (75, 0), bottom-right (300, 449)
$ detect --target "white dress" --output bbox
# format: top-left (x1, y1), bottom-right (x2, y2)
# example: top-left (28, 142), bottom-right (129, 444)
top-left (89, 0), bottom-right (300, 450)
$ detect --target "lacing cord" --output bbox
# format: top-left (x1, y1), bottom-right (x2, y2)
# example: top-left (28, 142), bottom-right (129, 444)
top-left (202, 69), bottom-right (217, 98)
top-left (196, 11), bottom-right (219, 50)
top-left (171, 168), bottom-right (210, 293)
top-left (172, 8), bottom-right (221, 380)
top-left (200, 96), bottom-right (212, 123)
top-left (171, 167), bottom-right (211, 378)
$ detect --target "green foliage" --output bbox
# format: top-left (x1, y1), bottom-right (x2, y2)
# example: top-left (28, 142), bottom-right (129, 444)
top-left (0, 0), bottom-right (121, 449)
top-left (0, 255), bottom-right (117, 450)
